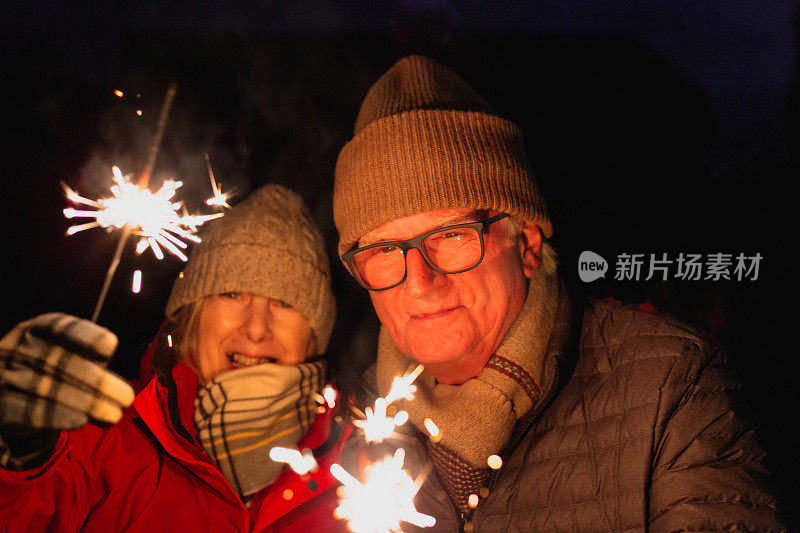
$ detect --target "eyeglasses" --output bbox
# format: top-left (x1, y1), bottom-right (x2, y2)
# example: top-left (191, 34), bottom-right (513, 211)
top-left (342, 213), bottom-right (509, 291)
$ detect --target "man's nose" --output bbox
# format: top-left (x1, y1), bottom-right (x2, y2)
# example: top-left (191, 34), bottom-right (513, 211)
top-left (404, 249), bottom-right (443, 297)
top-left (241, 296), bottom-right (274, 342)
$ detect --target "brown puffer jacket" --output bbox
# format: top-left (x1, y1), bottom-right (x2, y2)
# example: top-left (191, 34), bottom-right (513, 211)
top-left (357, 291), bottom-right (784, 532)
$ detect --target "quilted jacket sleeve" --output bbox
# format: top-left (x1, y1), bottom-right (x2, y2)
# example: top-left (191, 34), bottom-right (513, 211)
top-left (648, 345), bottom-right (785, 531)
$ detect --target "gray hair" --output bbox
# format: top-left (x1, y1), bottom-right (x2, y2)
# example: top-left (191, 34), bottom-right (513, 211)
top-left (502, 215), bottom-right (558, 276)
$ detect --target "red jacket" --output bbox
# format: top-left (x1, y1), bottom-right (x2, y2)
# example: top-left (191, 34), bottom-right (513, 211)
top-left (0, 363), bottom-right (352, 532)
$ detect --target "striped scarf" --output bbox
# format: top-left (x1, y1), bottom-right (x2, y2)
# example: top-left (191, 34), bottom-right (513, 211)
top-left (193, 360), bottom-right (325, 501)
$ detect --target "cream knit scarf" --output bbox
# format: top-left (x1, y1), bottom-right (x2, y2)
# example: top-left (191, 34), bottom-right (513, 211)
top-left (377, 267), bottom-right (559, 468)
top-left (194, 360), bottom-right (325, 501)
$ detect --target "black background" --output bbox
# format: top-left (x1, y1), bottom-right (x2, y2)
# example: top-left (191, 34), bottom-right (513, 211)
top-left (2, 1), bottom-right (797, 525)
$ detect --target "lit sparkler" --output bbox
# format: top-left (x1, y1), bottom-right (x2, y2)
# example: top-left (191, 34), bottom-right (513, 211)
top-left (352, 364), bottom-right (423, 444)
top-left (63, 166), bottom-right (222, 262)
top-left (330, 448), bottom-right (435, 532)
top-left (353, 397), bottom-right (408, 444)
top-left (61, 84), bottom-right (224, 322)
top-left (384, 364), bottom-right (424, 404)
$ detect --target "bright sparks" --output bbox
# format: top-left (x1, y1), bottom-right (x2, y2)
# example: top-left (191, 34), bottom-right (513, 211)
top-left (468, 494), bottom-right (479, 509)
top-left (487, 454), bottom-right (503, 470)
top-left (63, 166), bottom-right (223, 262)
top-left (331, 448), bottom-right (435, 532)
top-left (131, 270), bottom-right (142, 293)
top-left (204, 154), bottom-right (231, 208)
top-left (351, 365), bottom-right (423, 444)
top-left (313, 385), bottom-right (337, 409)
top-left (353, 397), bottom-right (407, 444)
top-left (322, 385), bottom-right (338, 408)
top-left (384, 364), bottom-right (424, 405)
top-left (269, 447), bottom-right (318, 475)
top-left (393, 410), bottom-right (409, 426)
top-left (423, 418), bottom-right (439, 438)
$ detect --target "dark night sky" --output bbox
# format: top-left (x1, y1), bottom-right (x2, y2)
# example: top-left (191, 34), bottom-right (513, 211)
top-left (2, 0), bottom-right (798, 524)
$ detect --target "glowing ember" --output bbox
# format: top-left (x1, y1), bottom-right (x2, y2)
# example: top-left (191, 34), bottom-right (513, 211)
top-left (384, 364), bottom-right (424, 405)
top-left (206, 192), bottom-right (229, 208)
top-left (131, 269), bottom-right (142, 293)
top-left (313, 385), bottom-right (337, 409)
top-left (331, 448), bottom-right (435, 532)
top-left (63, 166), bottom-right (223, 262)
top-left (323, 385), bottom-right (337, 408)
top-left (269, 447), bottom-right (317, 475)
top-left (423, 418), bottom-right (439, 437)
top-left (468, 494), bottom-right (479, 509)
top-left (136, 109), bottom-right (143, 116)
top-left (114, 90), bottom-right (124, 97)
top-left (393, 410), bottom-right (409, 426)
top-left (167, 334), bottom-right (173, 348)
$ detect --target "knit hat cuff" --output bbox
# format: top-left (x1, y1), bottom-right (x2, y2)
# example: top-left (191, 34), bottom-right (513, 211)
top-left (334, 108), bottom-right (552, 255)
top-left (166, 244), bottom-right (335, 352)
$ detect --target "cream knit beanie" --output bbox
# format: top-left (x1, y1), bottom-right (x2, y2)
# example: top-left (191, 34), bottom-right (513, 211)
top-left (165, 184), bottom-right (336, 352)
top-left (334, 55), bottom-right (551, 255)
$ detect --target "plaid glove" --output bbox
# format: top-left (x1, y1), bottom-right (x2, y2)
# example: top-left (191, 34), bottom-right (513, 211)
top-left (0, 313), bottom-right (134, 468)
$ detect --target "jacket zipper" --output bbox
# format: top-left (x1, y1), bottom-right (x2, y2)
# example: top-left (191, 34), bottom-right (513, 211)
top-left (485, 362), bottom-right (562, 494)
top-left (452, 359), bottom-right (563, 530)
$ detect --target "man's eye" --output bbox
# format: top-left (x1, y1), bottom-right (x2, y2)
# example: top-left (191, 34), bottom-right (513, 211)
top-left (442, 231), bottom-right (465, 239)
top-left (222, 292), bottom-right (240, 299)
top-left (272, 299), bottom-right (293, 309)
top-left (379, 245), bottom-right (398, 254)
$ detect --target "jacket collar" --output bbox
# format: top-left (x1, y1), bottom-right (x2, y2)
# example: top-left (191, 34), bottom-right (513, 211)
top-left (134, 361), bottom-right (352, 517)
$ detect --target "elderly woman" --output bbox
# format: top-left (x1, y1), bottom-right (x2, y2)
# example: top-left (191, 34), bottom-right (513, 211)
top-left (0, 185), bottom-right (350, 532)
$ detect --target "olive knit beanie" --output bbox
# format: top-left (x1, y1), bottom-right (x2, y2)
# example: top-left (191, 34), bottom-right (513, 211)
top-left (334, 55), bottom-right (551, 255)
top-left (165, 184), bottom-right (336, 352)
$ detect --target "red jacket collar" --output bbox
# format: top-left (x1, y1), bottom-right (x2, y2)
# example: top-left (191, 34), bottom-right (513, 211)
top-left (133, 361), bottom-right (352, 529)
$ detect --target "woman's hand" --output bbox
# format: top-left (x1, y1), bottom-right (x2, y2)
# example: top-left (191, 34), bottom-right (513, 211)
top-left (0, 313), bottom-right (134, 468)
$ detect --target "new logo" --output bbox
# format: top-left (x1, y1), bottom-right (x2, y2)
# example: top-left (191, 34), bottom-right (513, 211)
top-left (578, 251), bottom-right (608, 282)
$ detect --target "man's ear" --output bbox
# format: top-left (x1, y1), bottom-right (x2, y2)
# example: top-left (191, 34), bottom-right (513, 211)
top-left (518, 222), bottom-right (542, 278)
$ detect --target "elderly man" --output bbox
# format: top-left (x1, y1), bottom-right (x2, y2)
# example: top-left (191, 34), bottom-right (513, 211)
top-left (333, 56), bottom-right (783, 531)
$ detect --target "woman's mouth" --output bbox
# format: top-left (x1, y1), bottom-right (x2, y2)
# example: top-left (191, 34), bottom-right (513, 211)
top-left (226, 353), bottom-right (278, 367)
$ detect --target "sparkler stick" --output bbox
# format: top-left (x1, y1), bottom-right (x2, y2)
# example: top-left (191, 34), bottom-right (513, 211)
top-left (88, 85), bottom-right (177, 322)
top-left (90, 228), bottom-right (132, 322)
top-left (139, 84), bottom-right (177, 188)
